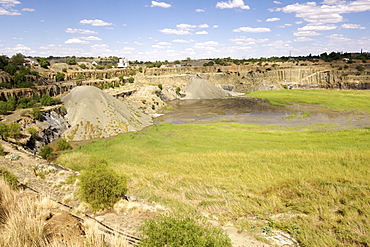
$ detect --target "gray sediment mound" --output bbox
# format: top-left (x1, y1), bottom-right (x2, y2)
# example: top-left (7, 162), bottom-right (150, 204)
top-left (182, 78), bottom-right (231, 99)
top-left (62, 86), bottom-right (152, 141)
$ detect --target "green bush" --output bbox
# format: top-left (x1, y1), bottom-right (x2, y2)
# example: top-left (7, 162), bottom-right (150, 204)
top-left (56, 139), bottom-right (72, 151)
top-left (27, 127), bottom-right (37, 138)
top-left (0, 168), bottom-right (18, 189)
top-left (140, 214), bottom-right (232, 247)
top-left (0, 144), bottom-right (5, 156)
top-left (40, 95), bottom-right (55, 106)
top-left (31, 107), bottom-right (42, 120)
top-left (39, 145), bottom-right (53, 160)
top-left (78, 157), bottom-right (127, 211)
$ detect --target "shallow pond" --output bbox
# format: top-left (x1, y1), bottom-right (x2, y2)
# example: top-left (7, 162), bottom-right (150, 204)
top-left (155, 97), bottom-right (370, 130)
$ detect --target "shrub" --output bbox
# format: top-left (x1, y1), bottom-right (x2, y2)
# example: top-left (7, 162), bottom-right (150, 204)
top-left (7, 122), bottom-right (21, 139)
top-left (27, 127), bottom-right (37, 138)
top-left (40, 95), bottom-right (55, 106)
top-left (56, 139), bottom-right (72, 151)
top-left (0, 168), bottom-right (18, 189)
top-left (56, 72), bottom-right (65, 82)
top-left (140, 214), bottom-right (232, 247)
top-left (39, 145), bottom-right (53, 160)
top-left (158, 84), bottom-right (163, 90)
top-left (78, 157), bottom-right (127, 211)
top-left (128, 77), bottom-right (134, 83)
top-left (0, 144), bottom-right (5, 156)
top-left (32, 107), bottom-right (42, 120)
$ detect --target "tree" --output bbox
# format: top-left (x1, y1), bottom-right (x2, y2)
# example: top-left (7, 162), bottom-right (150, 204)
top-left (78, 157), bottom-right (127, 211)
top-left (55, 72), bottom-right (65, 82)
top-left (40, 95), bottom-right (55, 106)
top-left (66, 57), bottom-right (77, 65)
top-left (39, 145), bottom-right (53, 160)
top-left (36, 57), bottom-right (50, 68)
top-left (0, 56), bottom-right (8, 70)
top-left (31, 107), bottom-right (42, 120)
top-left (11, 53), bottom-right (25, 66)
top-left (128, 77), bottom-right (134, 83)
top-left (7, 122), bottom-right (21, 139)
top-left (56, 138), bottom-right (72, 151)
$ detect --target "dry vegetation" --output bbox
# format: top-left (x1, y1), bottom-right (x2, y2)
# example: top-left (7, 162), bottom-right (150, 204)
top-left (0, 179), bottom-right (129, 247)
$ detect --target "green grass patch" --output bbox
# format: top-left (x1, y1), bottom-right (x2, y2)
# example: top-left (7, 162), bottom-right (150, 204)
top-left (58, 122), bottom-right (370, 246)
top-left (247, 89), bottom-right (370, 112)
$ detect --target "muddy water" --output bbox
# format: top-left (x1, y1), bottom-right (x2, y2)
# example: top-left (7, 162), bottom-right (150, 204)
top-left (155, 97), bottom-right (370, 130)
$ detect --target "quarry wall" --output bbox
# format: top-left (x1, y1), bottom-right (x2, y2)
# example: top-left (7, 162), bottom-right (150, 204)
top-left (0, 64), bottom-right (369, 101)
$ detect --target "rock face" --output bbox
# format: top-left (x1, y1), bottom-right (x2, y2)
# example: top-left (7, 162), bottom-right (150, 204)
top-left (62, 86), bottom-right (152, 141)
top-left (182, 77), bottom-right (231, 99)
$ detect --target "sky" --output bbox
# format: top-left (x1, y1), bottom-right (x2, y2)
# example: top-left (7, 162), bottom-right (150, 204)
top-left (0, 0), bottom-right (370, 61)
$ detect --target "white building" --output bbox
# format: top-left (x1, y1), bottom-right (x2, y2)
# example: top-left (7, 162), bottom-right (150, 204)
top-left (117, 58), bottom-right (129, 68)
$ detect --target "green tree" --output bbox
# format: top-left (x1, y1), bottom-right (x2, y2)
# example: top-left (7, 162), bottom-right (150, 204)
top-left (0, 168), bottom-right (18, 189)
top-left (0, 56), bottom-right (8, 70)
top-left (66, 57), bottom-right (77, 65)
top-left (56, 138), bottom-right (72, 151)
top-left (140, 214), bottom-right (232, 247)
top-left (128, 77), bottom-right (134, 83)
top-left (36, 57), bottom-right (50, 68)
top-left (11, 53), bottom-right (25, 66)
top-left (0, 123), bottom-right (9, 140)
top-left (31, 107), bottom-right (42, 120)
top-left (39, 145), bottom-right (53, 160)
top-left (27, 127), bottom-right (37, 138)
top-left (7, 122), bottom-right (21, 139)
top-left (56, 72), bottom-right (65, 82)
top-left (40, 95), bottom-right (55, 106)
top-left (78, 157), bottom-right (127, 211)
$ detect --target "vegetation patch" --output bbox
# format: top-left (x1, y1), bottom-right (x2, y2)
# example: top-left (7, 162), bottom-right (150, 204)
top-left (58, 122), bottom-right (370, 246)
top-left (247, 89), bottom-right (370, 112)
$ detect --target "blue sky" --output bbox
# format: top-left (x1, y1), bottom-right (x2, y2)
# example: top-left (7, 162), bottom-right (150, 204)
top-left (0, 0), bottom-right (369, 61)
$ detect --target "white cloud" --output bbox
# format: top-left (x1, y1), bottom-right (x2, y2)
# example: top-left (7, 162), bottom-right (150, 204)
top-left (65, 28), bottom-right (98, 34)
top-left (159, 28), bottom-right (191, 35)
top-left (196, 31), bottom-right (208, 35)
top-left (173, 39), bottom-right (194, 43)
top-left (230, 37), bottom-right (268, 45)
top-left (195, 8), bottom-right (205, 12)
top-left (151, 1), bottom-right (171, 8)
top-left (273, 1), bottom-right (282, 4)
top-left (0, 0), bottom-right (20, 15)
top-left (194, 41), bottom-right (220, 49)
top-left (233, 27), bottom-right (271, 33)
top-left (134, 41), bottom-right (144, 45)
top-left (327, 33), bottom-right (351, 41)
top-left (3, 44), bottom-right (33, 55)
top-left (213, 25), bottom-right (219, 28)
top-left (21, 8), bottom-right (35, 12)
top-left (80, 36), bottom-right (101, 41)
top-left (198, 24), bottom-right (209, 28)
top-left (275, 0), bottom-right (370, 25)
top-left (298, 25), bottom-right (337, 31)
top-left (64, 38), bottom-right (89, 44)
top-left (80, 19), bottom-right (113, 26)
top-left (294, 37), bottom-right (314, 42)
top-left (266, 17), bottom-right (280, 22)
top-left (341, 23), bottom-right (365, 29)
top-left (91, 44), bottom-right (109, 49)
top-left (216, 0), bottom-right (250, 10)
top-left (278, 23), bottom-right (292, 28)
top-left (177, 23), bottom-right (196, 30)
top-left (152, 42), bottom-right (171, 49)
top-left (293, 30), bottom-right (322, 36)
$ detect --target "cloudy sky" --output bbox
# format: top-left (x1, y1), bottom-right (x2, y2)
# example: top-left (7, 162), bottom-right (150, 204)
top-left (0, 0), bottom-right (369, 61)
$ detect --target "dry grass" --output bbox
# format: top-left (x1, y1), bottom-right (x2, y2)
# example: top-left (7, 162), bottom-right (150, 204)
top-left (0, 179), bottom-right (129, 247)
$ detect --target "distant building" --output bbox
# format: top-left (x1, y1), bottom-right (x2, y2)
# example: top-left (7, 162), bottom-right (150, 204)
top-left (117, 58), bottom-right (129, 68)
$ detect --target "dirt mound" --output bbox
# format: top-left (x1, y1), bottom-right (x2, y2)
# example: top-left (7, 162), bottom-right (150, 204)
top-left (62, 86), bottom-right (152, 141)
top-left (182, 78), bottom-right (231, 99)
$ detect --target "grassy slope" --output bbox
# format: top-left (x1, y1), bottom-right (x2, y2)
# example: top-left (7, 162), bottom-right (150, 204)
top-left (58, 90), bottom-right (370, 246)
